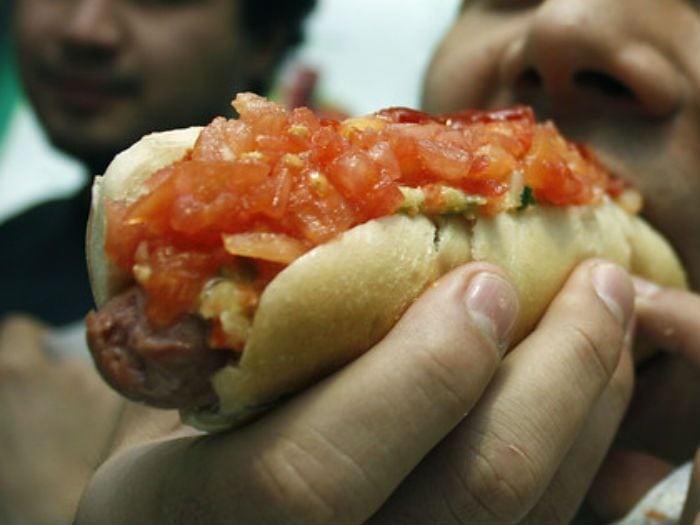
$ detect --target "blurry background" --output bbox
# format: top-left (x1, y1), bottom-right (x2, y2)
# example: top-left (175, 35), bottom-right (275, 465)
top-left (0, 0), bottom-right (460, 223)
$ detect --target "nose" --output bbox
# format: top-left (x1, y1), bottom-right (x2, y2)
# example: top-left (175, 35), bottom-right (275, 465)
top-left (61, 0), bottom-right (121, 53)
top-left (500, 0), bottom-right (682, 119)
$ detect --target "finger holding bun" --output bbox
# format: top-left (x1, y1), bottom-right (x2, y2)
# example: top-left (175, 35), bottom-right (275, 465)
top-left (85, 93), bottom-right (687, 431)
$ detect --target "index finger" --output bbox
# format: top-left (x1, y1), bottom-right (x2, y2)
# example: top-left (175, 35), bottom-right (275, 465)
top-left (222, 262), bottom-right (519, 523)
top-left (633, 279), bottom-right (700, 367)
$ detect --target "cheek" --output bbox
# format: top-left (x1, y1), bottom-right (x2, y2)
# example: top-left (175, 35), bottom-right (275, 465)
top-left (130, 15), bottom-right (243, 121)
top-left (423, 39), bottom-right (499, 113)
top-left (133, 15), bottom-right (242, 93)
top-left (643, 120), bottom-right (700, 214)
top-left (14, 2), bottom-right (59, 64)
top-left (422, 13), bottom-right (524, 113)
top-left (13, 4), bottom-right (63, 110)
top-left (610, 117), bottom-right (700, 287)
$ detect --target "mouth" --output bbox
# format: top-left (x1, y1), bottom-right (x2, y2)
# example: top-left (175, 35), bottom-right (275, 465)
top-left (39, 63), bottom-right (139, 114)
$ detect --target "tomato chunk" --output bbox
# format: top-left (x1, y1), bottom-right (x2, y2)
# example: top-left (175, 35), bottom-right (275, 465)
top-left (106, 93), bottom-right (612, 326)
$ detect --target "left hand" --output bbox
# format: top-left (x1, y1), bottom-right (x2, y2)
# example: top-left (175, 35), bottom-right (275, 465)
top-left (0, 316), bottom-right (124, 525)
top-left (588, 281), bottom-right (700, 521)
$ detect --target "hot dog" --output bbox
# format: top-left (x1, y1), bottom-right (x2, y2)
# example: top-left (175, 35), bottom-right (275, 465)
top-left (85, 93), bottom-right (687, 431)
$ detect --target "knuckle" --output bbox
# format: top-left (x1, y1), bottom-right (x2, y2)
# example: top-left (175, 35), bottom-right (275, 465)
top-left (247, 431), bottom-right (375, 525)
top-left (564, 323), bottom-right (620, 386)
top-left (412, 342), bottom-right (481, 420)
top-left (163, 435), bottom-right (356, 525)
top-left (447, 432), bottom-right (541, 524)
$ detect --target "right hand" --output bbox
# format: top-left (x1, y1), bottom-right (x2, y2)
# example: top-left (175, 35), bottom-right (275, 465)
top-left (588, 280), bottom-right (700, 522)
top-left (76, 259), bottom-right (634, 525)
top-left (0, 316), bottom-right (123, 525)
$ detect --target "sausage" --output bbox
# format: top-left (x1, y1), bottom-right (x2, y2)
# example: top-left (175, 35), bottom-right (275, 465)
top-left (85, 287), bottom-right (231, 410)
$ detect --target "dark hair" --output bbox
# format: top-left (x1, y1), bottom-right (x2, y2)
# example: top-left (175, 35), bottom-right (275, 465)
top-left (240, 0), bottom-right (317, 93)
top-left (241, 0), bottom-right (316, 50)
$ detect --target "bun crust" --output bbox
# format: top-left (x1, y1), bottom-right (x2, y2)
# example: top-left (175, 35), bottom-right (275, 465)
top-left (87, 127), bottom-right (203, 308)
top-left (88, 129), bottom-right (687, 432)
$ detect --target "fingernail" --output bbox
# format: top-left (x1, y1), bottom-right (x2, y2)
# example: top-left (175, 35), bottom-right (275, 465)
top-left (591, 263), bottom-right (634, 326)
top-left (632, 276), bottom-right (661, 299)
top-left (465, 272), bottom-right (519, 356)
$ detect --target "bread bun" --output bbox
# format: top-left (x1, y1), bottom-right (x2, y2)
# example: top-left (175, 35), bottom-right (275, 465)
top-left (87, 128), bottom-right (687, 431)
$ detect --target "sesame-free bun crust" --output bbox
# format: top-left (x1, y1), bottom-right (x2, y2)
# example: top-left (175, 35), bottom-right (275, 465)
top-left (88, 129), bottom-right (687, 432)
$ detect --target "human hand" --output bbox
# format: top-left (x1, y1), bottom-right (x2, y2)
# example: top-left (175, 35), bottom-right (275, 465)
top-left (0, 316), bottom-right (124, 525)
top-left (632, 278), bottom-right (700, 367)
top-left (588, 281), bottom-right (700, 521)
top-left (76, 259), bottom-right (634, 525)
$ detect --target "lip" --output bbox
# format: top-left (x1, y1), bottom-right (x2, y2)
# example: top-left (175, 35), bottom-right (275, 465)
top-left (39, 64), bottom-right (138, 114)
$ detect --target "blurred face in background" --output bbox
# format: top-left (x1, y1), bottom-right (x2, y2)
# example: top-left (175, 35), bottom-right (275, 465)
top-left (423, 0), bottom-right (700, 290)
top-left (15, 0), bottom-right (271, 173)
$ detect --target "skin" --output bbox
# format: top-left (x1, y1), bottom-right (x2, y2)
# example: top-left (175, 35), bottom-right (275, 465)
top-left (423, 0), bottom-right (700, 291)
top-left (58, 262), bottom-right (700, 524)
top-left (18, 1), bottom-right (700, 523)
top-left (3, 0), bottom-right (290, 522)
top-left (0, 317), bottom-right (123, 525)
top-left (13, 0), bottom-right (277, 175)
top-left (76, 259), bottom-right (639, 524)
top-left (424, 0), bottom-right (700, 519)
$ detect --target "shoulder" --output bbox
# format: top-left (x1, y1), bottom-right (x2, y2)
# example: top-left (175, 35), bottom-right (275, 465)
top-left (0, 188), bottom-right (89, 242)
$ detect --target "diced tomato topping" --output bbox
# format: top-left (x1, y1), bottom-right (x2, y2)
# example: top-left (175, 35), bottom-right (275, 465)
top-left (523, 124), bottom-right (608, 205)
top-left (376, 107), bottom-right (439, 125)
top-left (105, 93), bottom-right (614, 327)
top-left (136, 244), bottom-right (233, 326)
top-left (223, 232), bottom-right (311, 264)
top-left (448, 105), bottom-right (536, 125)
